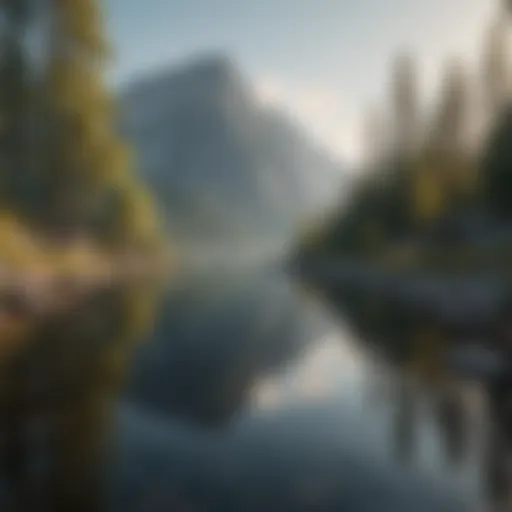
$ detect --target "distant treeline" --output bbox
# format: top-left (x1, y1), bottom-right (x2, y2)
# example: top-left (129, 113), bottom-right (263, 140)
top-left (301, 15), bottom-right (512, 268)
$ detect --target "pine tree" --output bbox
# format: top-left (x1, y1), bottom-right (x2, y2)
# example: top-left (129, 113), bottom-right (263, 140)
top-left (482, 104), bottom-right (512, 220)
top-left (412, 163), bottom-right (445, 224)
top-left (391, 52), bottom-right (420, 159)
top-left (0, 4), bottom-right (38, 508)
top-left (424, 59), bottom-right (475, 205)
top-left (361, 105), bottom-right (387, 168)
top-left (43, 0), bottom-right (131, 240)
top-left (0, 0), bottom-right (32, 211)
top-left (429, 59), bottom-right (469, 158)
top-left (35, 2), bottom-right (163, 510)
top-left (482, 16), bottom-right (509, 117)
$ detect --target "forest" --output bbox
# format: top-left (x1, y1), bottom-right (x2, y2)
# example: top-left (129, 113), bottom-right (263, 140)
top-left (0, 1), bottom-right (167, 511)
top-left (294, 10), bottom-right (512, 507)
top-left (299, 14), bottom-right (512, 275)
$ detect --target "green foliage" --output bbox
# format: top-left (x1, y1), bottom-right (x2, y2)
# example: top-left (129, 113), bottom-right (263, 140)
top-left (316, 158), bottom-right (414, 257)
top-left (0, 2), bottom-right (167, 510)
top-left (296, 9), bottom-right (512, 481)
top-left (300, 49), bottom-right (495, 266)
top-left (481, 106), bottom-right (512, 220)
top-left (42, 0), bottom-right (151, 244)
top-left (0, 0), bottom-right (32, 212)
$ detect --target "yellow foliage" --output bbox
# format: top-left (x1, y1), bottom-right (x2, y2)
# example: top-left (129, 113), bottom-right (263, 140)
top-left (449, 158), bottom-right (477, 200)
top-left (107, 179), bottom-right (164, 250)
top-left (43, 0), bottom-right (166, 254)
top-left (413, 167), bottom-right (444, 222)
top-left (93, 141), bottom-right (131, 183)
top-left (0, 212), bottom-right (47, 271)
top-left (0, 3), bottom-right (168, 509)
top-left (49, 64), bottom-right (112, 118)
top-left (118, 281), bottom-right (162, 345)
top-left (55, 0), bottom-right (110, 58)
top-left (51, 238), bottom-right (104, 278)
top-left (0, 211), bottom-right (137, 282)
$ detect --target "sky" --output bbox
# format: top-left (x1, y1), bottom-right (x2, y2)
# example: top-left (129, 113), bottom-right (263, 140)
top-left (105, 0), bottom-right (497, 163)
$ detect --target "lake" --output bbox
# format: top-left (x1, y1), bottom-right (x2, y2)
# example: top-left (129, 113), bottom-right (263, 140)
top-left (112, 259), bottom-right (483, 511)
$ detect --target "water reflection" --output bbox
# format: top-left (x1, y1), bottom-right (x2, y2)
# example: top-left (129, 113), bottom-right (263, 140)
top-left (115, 265), bottom-right (478, 511)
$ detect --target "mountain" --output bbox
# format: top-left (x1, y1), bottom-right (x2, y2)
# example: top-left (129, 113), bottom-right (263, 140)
top-left (119, 55), bottom-right (343, 245)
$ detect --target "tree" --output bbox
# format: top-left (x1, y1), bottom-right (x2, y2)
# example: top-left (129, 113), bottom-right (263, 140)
top-left (361, 105), bottom-right (387, 168)
top-left (411, 163), bottom-right (445, 224)
top-left (38, 2), bottom-right (164, 510)
top-left (43, 0), bottom-right (131, 240)
top-left (0, 3), bottom-right (41, 505)
top-left (0, 0), bottom-right (33, 211)
top-left (0, 2), bottom-right (164, 511)
top-left (391, 52), bottom-right (420, 159)
top-left (428, 59), bottom-right (469, 159)
top-left (481, 104), bottom-right (512, 220)
top-left (481, 16), bottom-right (509, 117)
top-left (422, 59), bottom-right (475, 207)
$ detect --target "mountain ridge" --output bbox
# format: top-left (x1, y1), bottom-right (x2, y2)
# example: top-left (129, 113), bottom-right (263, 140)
top-left (119, 54), bottom-right (344, 245)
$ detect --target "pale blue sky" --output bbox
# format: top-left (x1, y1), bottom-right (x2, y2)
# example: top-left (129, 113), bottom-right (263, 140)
top-left (105, 0), bottom-right (496, 161)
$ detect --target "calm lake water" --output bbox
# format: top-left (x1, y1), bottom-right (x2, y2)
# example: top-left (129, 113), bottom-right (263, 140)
top-left (113, 260), bottom-right (483, 511)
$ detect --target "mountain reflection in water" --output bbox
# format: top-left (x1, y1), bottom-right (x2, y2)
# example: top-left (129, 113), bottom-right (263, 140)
top-left (113, 265), bottom-right (479, 512)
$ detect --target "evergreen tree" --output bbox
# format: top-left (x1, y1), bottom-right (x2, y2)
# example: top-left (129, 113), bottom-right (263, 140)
top-left (0, 0), bottom-right (32, 210)
top-left (0, 2), bottom-right (164, 511)
top-left (43, 0), bottom-right (130, 240)
top-left (428, 59), bottom-right (469, 159)
top-left (424, 59), bottom-right (474, 206)
top-left (361, 105), bottom-right (387, 168)
top-left (482, 16), bottom-right (509, 117)
top-left (382, 53), bottom-right (421, 237)
top-left (481, 104), bottom-right (512, 220)
top-left (411, 161), bottom-right (445, 224)
top-left (39, 2), bottom-right (164, 509)
top-left (391, 52), bottom-right (420, 159)
top-left (0, 4), bottom-right (39, 507)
